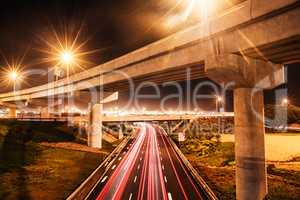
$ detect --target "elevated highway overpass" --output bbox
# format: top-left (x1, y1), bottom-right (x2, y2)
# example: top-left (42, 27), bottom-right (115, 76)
top-left (1, 1), bottom-right (300, 199)
top-left (0, 0), bottom-right (298, 102)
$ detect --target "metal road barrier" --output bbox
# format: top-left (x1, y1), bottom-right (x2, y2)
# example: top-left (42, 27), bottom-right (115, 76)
top-left (67, 135), bottom-right (132, 200)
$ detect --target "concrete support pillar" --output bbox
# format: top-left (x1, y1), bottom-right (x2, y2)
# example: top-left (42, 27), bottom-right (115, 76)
top-left (118, 124), bottom-right (123, 139)
top-left (41, 108), bottom-right (50, 119)
top-left (234, 88), bottom-right (267, 200)
top-left (88, 104), bottom-right (102, 148)
top-left (205, 54), bottom-right (285, 200)
top-left (8, 108), bottom-right (17, 118)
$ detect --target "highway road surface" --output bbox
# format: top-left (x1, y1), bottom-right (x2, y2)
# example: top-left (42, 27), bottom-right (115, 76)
top-left (87, 123), bottom-right (207, 200)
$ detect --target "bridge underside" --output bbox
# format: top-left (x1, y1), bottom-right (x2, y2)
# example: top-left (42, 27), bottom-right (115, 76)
top-left (240, 34), bottom-right (300, 64)
top-left (102, 64), bottom-right (205, 92)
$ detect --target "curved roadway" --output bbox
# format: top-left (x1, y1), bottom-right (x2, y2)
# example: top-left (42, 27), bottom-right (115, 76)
top-left (87, 123), bottom-right (206, 200)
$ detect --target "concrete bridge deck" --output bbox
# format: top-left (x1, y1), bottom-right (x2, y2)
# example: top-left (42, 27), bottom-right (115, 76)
top-left (0, 0), bottom-right (299, 102)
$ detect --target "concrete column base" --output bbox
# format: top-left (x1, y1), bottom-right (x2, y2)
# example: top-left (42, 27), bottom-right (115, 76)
top-left (118, 124), bottom-right (124, 139)
top-left (7, 108), bottom-right (17, 118)
top-left (234, 88), bottom-right (267, 200)
top-left (88, 104), bottom-right (102, 148)
top-left (41, 109), bottom-right (50, 119)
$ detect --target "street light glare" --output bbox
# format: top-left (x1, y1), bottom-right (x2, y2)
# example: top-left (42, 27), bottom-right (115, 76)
top-left (60, 51), bottom-right (74, 65)
top-left (164, 0), bottom-right (218, 29)
top-left (6, 68), bottom-right (23, 83)
top-left (282, 98), bottom-right (289, 105)
top-left (38, 27), bottom-right (99, 77)
top-left (9, 71), bottom-right (18, 81)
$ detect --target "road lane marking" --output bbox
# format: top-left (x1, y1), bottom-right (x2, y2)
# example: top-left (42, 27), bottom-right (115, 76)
top-left (105, 157), bottom-right (116, 170)
top-left (134, 176), bottom-right (137, 183)
top-left (162, 165), bottom-right (165, 170)
top-left (164, 176), bottom-right (168, 183)
top-left (101, 176), bottom-right (108, 183)
top-left (129, 193), bottom-right (133, 200)
top-left (118, 157), bottom-right (122, 161)
top-left (104, 162), bottom-right (108, 167)
top-left (168, 193), bottom-right (173, 200)
top-left (137, 164), bottom-right (140, 169)
top-left (140, 157), bottom-right (142, 161)
top-left (111, 164), bottom-right (116, 170)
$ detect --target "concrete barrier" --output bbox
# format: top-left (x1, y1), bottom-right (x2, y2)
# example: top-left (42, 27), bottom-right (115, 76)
top-left (67, 136), bottom-right (131, 200)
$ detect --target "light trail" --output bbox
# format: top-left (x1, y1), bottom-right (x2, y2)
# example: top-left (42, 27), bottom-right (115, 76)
top-left (96, 126), bottom-right (147, 200)
top-left (90, 123), bottom-right (206, 200)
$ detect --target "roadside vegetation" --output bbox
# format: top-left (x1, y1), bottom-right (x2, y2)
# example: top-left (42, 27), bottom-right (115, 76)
top-left (172, 116), bottom-right (300, 200)
top-left (0, 120), bottom-right (115, 200)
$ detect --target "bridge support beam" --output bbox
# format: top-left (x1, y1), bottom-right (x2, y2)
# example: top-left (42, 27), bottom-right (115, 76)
top-left (40, 108), bottom-right (50, 119)
top-left (118, 124), bottom-right (123, 139)
top-left (88, 104), bottom-right (102, 148)
top-left (206, 54), bottom-right (285, 200)
top-left (7, 108), bottom-right (17, 118)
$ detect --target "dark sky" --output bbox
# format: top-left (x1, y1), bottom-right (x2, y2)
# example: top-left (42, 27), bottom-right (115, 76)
top-left (0, 0), bottom-right (299, 110)
top-left (0, 0), bottom-right (202, 91)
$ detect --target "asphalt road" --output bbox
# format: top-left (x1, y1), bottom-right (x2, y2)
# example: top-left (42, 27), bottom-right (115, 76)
top-left (87, 123), bottom-right (206, 200)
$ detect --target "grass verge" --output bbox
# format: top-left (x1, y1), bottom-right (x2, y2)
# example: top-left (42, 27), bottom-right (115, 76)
top-left (0, 121), bottom-right (114, 200)
top-left (175, 138), bottom-right (300, 199)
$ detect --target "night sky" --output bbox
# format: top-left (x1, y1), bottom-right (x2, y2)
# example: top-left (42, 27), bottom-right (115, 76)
top-left (0, 0), bottom-right (299, 110)
top-left (0, 0), bottom-right (200, 88)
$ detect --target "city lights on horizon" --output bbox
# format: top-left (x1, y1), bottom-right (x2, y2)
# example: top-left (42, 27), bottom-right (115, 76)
top-left (216, 96), bottom-right (223, 102)
top-left (282, 98), bottom-right (289, 105)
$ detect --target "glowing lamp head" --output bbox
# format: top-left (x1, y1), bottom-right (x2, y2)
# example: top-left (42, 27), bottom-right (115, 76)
top-left (60, 51), bottom-right (74, 64)
top-left (217, 96), bottom-right (223, 102)
top-left (282, 98), bottom-right (289, 105)
top-left (9, 71), bottom-right (19, 81)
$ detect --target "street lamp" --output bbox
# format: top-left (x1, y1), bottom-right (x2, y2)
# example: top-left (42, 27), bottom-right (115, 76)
top-left (59, 50), bottom-right (75, 80)
top-left (61, 51), bottom-right (74, 65)
top-left (54, 66), bottom-right (63, 81)
top-left (215, 96), bottom-right (223, 112)
top-left (7, 70), bottom-right (22, 92)
top-left (282, 98), bottom-right (289, 106)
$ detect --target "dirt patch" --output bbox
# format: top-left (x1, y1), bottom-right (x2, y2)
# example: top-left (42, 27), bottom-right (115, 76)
top-left (40, 142), bottom-right (110, 155)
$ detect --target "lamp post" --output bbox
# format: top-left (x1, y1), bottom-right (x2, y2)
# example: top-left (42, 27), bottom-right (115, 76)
top-left (54, 66), bottom-right (63, 81)
top-left (215, 96), bottom-right (223, 112)
top-left (215, 96), bottom-right (223, 135)
top-left (8, 70), bottom-right (22, 93)
top-left (60, 50), bottom-right (74, 81)
top-left (59, 50), bottom-right (75, 120)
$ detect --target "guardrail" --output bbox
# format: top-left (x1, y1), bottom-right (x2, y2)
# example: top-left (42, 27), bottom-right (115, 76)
top-left (159, 127), bottom-right (219, 200)
top-left (0, 117), bottom-right (68, 122)
top-left (67, 136), bottom-right (131, 200)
